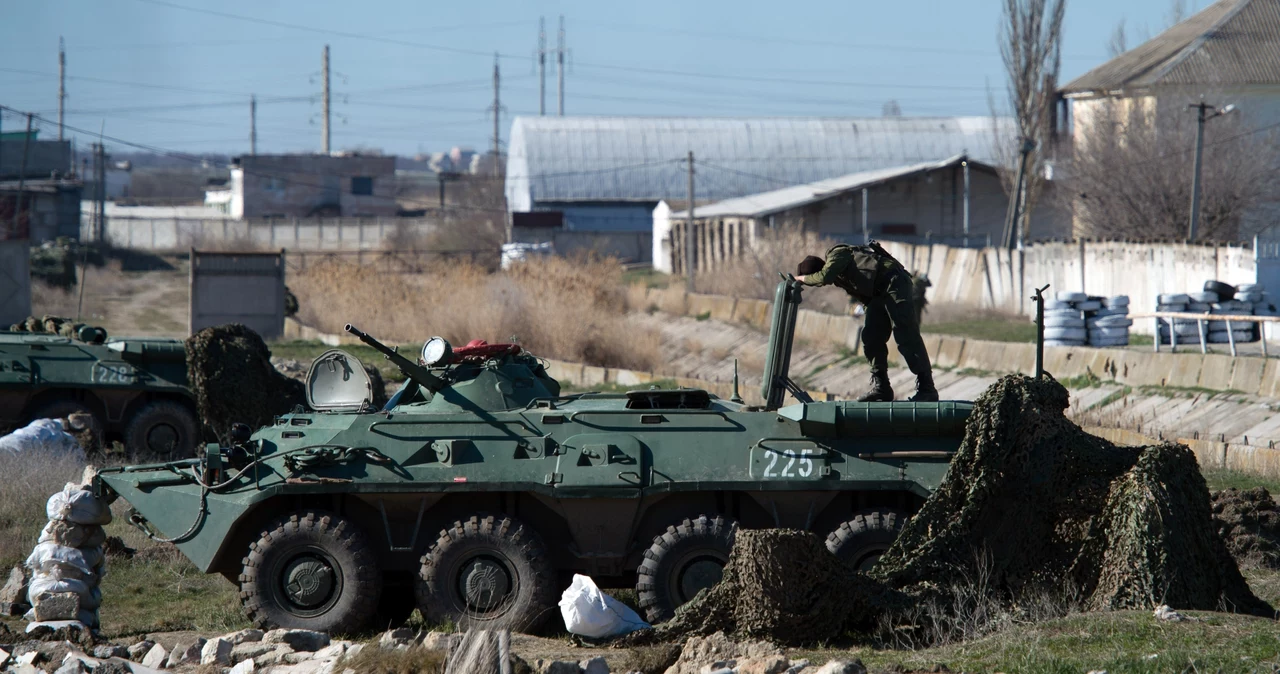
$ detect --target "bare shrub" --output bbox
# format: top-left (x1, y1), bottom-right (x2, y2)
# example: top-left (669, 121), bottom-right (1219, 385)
top-left (1062, 98), bottom-right (1280, 241)
top-left (290, 256), bottom-right (661, 371)
top-left (0, 451), bottom-right (86, 568)
top-left (693, 227), bottom-right (854, 314)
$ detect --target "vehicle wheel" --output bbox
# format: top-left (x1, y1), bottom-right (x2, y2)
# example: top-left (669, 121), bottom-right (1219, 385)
top-left (416, 514), bottom-right (556, 632)
top-left (125, 400), bottom-right (199, 462)
top-left (825, 508), bottom-right (906, 572)
top-left (240, 511), bottom-right (381, 633)
top-left (636, 514), bottom-right (737, 624)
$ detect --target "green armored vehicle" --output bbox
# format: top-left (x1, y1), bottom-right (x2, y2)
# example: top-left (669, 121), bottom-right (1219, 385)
top-left (1, 329), bottom-right (199, 461)
top-left (94, 279), bottom-right (972, 633)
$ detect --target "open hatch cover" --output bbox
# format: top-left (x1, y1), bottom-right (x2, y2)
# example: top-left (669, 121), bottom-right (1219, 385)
top-left (306, 349), bottom-right (373, 412)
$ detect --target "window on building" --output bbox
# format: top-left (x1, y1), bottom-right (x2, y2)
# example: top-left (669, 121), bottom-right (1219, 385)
top-left (264, 176), bottom-right (286, 192)
top-left (351, 176), bottom-right (374, 195)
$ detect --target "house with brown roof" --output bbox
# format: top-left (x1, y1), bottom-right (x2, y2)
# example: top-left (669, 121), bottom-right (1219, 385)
top-left (1061, 0), bottom-right (1280, 143)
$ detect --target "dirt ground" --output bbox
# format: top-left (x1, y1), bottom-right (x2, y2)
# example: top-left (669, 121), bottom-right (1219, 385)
top-left (29, 256), bottom-right (189, 338)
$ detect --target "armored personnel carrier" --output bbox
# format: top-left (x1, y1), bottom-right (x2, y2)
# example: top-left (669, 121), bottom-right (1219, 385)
top-left (1, 328), bottom-right (199, 461)
top-left (94, 279), bottom-right (972, 633)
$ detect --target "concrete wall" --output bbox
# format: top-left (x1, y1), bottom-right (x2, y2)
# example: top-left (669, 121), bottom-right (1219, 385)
top-left (91, 216), bottom-right (438, 251)
top-left (189, 251), bottom-right (285, 338)
top-left (0, 240), bottom-right (31, 327)
top-left (1, 183), bottom-right (81, 242)
top-left (511, 227), bottom-right (652, 263)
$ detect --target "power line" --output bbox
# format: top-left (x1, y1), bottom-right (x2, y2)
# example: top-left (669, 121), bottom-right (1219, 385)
top-left (0, 66), bottom-right (251, 96)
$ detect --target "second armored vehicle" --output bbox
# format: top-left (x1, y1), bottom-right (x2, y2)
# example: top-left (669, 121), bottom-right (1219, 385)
top-left (95, 279), bottom-right (972, 633)
top-left (1, 329), bottom-right (199, 461)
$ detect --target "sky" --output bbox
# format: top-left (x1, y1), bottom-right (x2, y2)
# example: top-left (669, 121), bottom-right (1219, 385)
top-left (0, 0), bottom-right (1204, 159)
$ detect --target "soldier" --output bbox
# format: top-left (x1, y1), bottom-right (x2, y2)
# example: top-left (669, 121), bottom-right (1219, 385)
top-left (910, 272), bottom-right (931, 326)
top-left (796, 243), bottom-right (938, 402)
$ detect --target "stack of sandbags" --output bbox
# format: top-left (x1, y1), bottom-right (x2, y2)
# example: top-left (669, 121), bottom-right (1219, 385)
top-left (1042, 292), bottom-right (1089, 347)
top-left (1087, 295), bottom-right (1131, 347)
top-left (24, 483), bottom-right (111, 630)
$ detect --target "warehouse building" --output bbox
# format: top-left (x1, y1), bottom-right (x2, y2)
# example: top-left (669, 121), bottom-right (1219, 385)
top-left (504, 116), bottom-right (1013, 260)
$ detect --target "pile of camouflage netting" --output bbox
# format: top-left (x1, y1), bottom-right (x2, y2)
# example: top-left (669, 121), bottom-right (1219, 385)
top-left (1212, 487), bottom-right (1280, 569)
top-left (633, 374), bottom-right (1274, 647)
top-left (186, 324), bottom-right (306, 441)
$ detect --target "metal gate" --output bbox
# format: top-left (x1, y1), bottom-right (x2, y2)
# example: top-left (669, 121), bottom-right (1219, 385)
top-left (0, 239), bottom-right (31, 327)
top-left (189, 249), bottom-right (285, 338)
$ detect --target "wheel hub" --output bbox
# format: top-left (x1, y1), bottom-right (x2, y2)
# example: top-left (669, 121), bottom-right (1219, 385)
top-left (679, 558), bottom-right (724, 603)
top-left (283, 555), bottom-right (335, 608)
top-left (145, 423), bottom-right (179, 454)
top-left (461, 558), bottom-right (511, 610)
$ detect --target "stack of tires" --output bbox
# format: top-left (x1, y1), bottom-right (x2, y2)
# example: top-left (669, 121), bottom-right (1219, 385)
top-left (1155, 293), bottom-right (1203, 345)
top-left (1088, 296), bottom-right (1131, 347)
top-left (23, 484), bottom-right (111, 629)
top-left (1205, 280), bottom-right (1255, 344)
top-left (1044, 293), bottom-right (1132, 347)
top-left (1043, 292), bottom-right (1089, 347)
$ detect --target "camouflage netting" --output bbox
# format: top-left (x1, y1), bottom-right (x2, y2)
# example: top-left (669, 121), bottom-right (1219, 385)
top-left (185, 323), bottom-right (306, 440)
top-left (634, 374), bottom-right (1273, 647)
top-left (364, 363), bottom-right (389, 410)
top-left (876, 374), bottom-right (1272, 618)
top-left (1212, 487), bottom-right (1280, 569)
top-left (634, 530), bottom-right (898, 646)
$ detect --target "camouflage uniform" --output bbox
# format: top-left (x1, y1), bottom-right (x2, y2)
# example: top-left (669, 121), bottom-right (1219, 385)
top-left (910, 273), bottom-right (931, 326)
top-left (801, 244), bottom-right (934, 386)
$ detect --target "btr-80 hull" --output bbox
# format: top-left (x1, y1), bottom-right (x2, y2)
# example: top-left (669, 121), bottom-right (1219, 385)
top-left (96, 280), bottom-right (972, 633)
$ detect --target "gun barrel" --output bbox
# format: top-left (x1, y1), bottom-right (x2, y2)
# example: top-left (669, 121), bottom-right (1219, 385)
top-left (343, 323), bottom-right (446, 392)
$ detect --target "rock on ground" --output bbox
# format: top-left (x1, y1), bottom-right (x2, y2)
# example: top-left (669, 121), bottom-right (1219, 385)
top-left (202, 637), bottom-right (233, 666)
top-left (263, 628), bottom-right (330, 652)
top-left (0, 566), bottom-right (29, 615)
top-left (812, 662), bottom-right (868, 674)
top-left (140, 644), bottom-right (167, 670)
top-left (230, 658), bottom-right (256, 674)
top-left (232, 641), bottom-right (281, 663)
top-left (658, 632), bottom-right (784, 674)
top-left (127, 640), bottom-right (155, 661)
top-left (166, 637), bottom-right (206, 668)
top-left (224, 628), bottom-right (266, 645)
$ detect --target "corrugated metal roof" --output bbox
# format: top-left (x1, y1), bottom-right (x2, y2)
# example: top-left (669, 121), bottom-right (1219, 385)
top-left (669, 155), bottom-right (986, 219)
top-left (1062, 0), bottom-right (1280, 93)
top-left (504, 116), bottom-right (1012, 209)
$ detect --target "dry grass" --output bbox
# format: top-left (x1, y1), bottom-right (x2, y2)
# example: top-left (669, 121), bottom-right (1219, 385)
top-left (0, 451), bottom-right (87, 568)
top-left (290, 256), bottom-right (662, 371)
top-left (692, 228), bottom-right (854, 314)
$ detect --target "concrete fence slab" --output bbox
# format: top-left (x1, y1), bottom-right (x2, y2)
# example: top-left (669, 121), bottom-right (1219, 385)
top-left (1197, 354), bottom-right (1238, 391)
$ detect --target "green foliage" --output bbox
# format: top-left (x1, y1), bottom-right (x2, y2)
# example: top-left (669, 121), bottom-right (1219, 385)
top-left (695, 311), bottom-right (712, 321)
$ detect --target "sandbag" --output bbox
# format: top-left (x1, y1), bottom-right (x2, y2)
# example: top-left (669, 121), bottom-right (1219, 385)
top-left (1089, 316), bottom-right (1133, 328)
top-left (1238, 283), bottom-right (1264, 294)
top-left (39, 521), bottom-right (106, 549)
top-left (25, 542), bottom-right (103, 576)
top-left (1190, 292), bottom-right (1219, 303)
top-left (1043, 300), bottom-right (1074, 311)
top-left (559, 574), bottom-right (650, 638)
top-left (0, 419), bottom-right (85, 459)
top-left (1056, 291), bottom-right (1088, 303)
top-left (1076, 300), bottom-right (1102, 312)
top-left (1208, 330), bottom-right (1254, 343)
top-left (1044, 339), bottom-right (1085, 347)
top-left (1187, 302), bottom-right (1212, 312)
top-left (1102, 296), bottom-right (1130, 308)
top-left (27, 574), bottom-right (100, 610)
top-left (1156, 304), bottom-right (1188, 312)
top-left (1236, 292), bottom-right (1264, 303)
top-left (1089, 337), bottom-right (1129, 347)
top-left (46, 485), bottom-right (112, 525)
top-left (1158, 293), bottom-right (1191, 305)
top-left (1089, 327), bottom-right (1130, 340)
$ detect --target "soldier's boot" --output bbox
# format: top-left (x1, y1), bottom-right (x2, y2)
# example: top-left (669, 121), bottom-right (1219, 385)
top-left (856, 372), bottom-right (894, 402)
top-left (908, 373), bottom-right (939, 402)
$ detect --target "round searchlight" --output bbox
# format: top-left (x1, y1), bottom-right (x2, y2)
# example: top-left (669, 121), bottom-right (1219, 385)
top-left (421, 337), bottom-right (453, 366)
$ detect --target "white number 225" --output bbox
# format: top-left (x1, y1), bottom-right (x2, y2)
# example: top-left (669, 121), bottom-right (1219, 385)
top-left (762, 449), bottom-right (814, 478)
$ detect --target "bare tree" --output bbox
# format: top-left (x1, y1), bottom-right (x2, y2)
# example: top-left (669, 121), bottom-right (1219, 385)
top-left (1107, 19), bottom-right (1128, 57)
top-left (1165, 0), bottom-right (1188, 27)
top-left (992, 0), bottom-right (1066, 245)
top-left (882, 100), bottom-right (903, 117)
top-left (1061, 99), bottom-right (1280, 241)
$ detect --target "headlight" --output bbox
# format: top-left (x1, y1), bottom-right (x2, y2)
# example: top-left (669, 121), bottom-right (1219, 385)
top-left (421, 337), bottom-right (452, 366)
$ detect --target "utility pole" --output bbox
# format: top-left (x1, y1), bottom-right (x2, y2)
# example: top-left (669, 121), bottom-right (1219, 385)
top-left (321, 44), bottom-right (330, 154)
top-left (92, 142), bottom-right (105, 243)
top-left (557, 15), bottom-right (566, 116)
top-left (249, 95), bottom-right (257, 155)
top-left (10, 113), bottom-right (33, 237)
top-left (1002, 138), bottom-right (1035, 250)
top-left (58, 37), bottom-right (66, 141)
top-left (537, 17), bottom-right (546, 115)
top-left (490, 52), bottom-right (502, 174)
top-left (1186, 102), bottom-right (1235, 240)
top-left (686, 151), bottom-right (695, 292)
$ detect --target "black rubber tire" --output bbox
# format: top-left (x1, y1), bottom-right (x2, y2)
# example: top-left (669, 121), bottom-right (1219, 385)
top-left (124, 400), bottom-right (199, 462)
top-left (27, 398), bottom-right (102, 438)
top-left (1204, 280), bottom-right (1238, 302)
top-left (416, 514), bottom-right (556, 632)
top-left (636, 514), bottom-right (737, 624)
top-left (239, 511), bottom-right (381, 634)
top-left (825, 508), bottom-right (907, 572)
